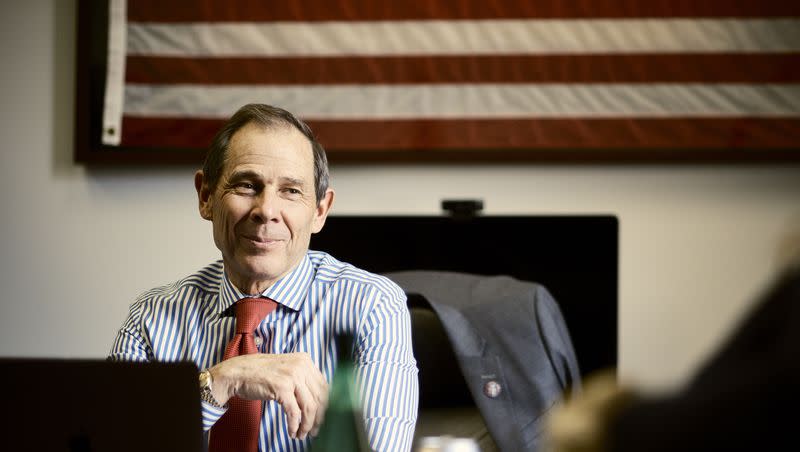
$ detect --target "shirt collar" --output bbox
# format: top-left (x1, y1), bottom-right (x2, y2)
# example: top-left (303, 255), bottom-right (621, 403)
top-left (216, 253), bottom-right (315, 316)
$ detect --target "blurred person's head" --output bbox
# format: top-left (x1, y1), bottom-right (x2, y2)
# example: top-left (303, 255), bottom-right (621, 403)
top-left (776, 219), bottom-right (800, 273)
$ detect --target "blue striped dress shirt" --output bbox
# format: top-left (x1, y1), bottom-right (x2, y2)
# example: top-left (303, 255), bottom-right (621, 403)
top-left (109, 250), bottom-right (419, 452)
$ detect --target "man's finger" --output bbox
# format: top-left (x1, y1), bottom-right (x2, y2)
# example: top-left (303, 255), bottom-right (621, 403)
top-left (279, 391), bottom-right (302, 439)
top-left (294, 384), bottom-right (318, 440)
top-left (309, 377), bottom-right (328, 429)
top-left (314, 377), bottom-right (329, 410)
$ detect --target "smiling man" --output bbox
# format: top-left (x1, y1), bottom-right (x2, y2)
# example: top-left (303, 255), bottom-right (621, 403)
top-left (109, 104), bottom-right (418, 452)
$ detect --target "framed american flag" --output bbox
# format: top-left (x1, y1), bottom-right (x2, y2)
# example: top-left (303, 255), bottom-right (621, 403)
top-left (75, 0), bottom-right (800, 164)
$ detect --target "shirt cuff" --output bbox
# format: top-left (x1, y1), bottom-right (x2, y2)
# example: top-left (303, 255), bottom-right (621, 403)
top-left (201, 400), bottom-right (228, 431)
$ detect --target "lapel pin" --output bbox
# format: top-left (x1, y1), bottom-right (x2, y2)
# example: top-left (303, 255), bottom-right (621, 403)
top-left (483, 380), bottom-right (502, 398)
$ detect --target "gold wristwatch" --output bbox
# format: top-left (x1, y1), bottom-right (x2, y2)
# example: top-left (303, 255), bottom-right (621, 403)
top-left (199, 369), bottom-right (225, 408)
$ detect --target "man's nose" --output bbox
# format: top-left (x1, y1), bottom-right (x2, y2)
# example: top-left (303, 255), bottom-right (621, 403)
top-left (250, 191), bottom-right (279, 223)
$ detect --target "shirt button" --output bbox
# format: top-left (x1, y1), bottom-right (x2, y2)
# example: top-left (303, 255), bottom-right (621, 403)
top-left (254, 336), bottom-right (263, 347)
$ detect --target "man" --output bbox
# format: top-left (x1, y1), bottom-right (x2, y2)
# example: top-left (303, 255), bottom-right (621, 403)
top-left (109, 104), bottom-right (419, 452)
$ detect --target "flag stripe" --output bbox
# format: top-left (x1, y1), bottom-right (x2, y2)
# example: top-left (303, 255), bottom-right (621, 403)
top-left (126, 19), bottom-right (800, 57)
top-left (122, 84), bottom-right (800, 119)
top-left (127, 0), bottom-right (800, 22)
top-left (120, 117), bottom-right (800, 149)
top-left (126, 54), bottom-right (800, 85)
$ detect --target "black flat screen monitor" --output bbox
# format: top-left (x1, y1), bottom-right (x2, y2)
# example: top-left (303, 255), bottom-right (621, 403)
top-left (310, 215), bottom-right (618, 377)
top-left (0, 359), bottom-right (203, 452)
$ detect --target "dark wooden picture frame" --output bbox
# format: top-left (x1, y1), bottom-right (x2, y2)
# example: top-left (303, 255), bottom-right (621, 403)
top-left (75, 0), bottom-right (800, 165)
top-left (75, 1), bottom-right (204, 165)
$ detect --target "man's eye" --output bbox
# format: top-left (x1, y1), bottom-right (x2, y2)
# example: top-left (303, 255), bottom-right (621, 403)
top-left (284, 188), bottom-right (301, 195)
top-left (233, 183), bottom-right (256, 193)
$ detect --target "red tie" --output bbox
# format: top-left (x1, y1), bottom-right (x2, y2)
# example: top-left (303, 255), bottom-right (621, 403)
top-left (210, 297), bottom-right (278, 452)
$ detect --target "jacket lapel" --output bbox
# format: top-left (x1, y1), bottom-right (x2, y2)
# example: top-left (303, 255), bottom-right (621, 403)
top-left (430, 303), bottom-right (527, 451)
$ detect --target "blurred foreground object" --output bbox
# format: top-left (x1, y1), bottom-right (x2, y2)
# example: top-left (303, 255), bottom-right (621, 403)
top-left (312, 334), bottom-right (370, 452)
top-left (544, 263), bottom-right (800, 452)
top-left (416, 436), bottom-right (480, 452)
top-left (543, 371), bottom-right (635, 452)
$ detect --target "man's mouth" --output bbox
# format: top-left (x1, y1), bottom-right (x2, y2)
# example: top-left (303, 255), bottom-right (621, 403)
top-left (242, 235), bottom-right (282, 247)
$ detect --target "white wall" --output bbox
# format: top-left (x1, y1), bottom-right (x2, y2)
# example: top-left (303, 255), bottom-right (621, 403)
top-left (2, 1), bottom-right (798, 391)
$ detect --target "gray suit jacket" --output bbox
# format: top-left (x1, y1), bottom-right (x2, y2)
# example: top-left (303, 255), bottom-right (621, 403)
top-left (385, 271), bottom-right (581, 451)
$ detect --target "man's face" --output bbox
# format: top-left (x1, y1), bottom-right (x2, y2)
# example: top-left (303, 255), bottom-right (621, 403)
top-left (196, 123), bottom-right (334, 293)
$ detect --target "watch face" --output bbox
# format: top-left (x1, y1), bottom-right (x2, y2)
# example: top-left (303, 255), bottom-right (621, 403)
top-left (199, 371), bottom-right (210, 388)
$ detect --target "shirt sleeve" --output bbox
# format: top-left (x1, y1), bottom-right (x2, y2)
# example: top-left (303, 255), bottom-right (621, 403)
top-left (108, 299), bottom-right (229, 431)
top-left (355, 288), bottom-right (419, 452)
top-left (108, 301), bottom-right (153, 363)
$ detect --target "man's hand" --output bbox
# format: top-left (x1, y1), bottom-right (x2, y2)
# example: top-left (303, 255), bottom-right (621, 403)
top-left (208, 352), bottom-right (329, 440)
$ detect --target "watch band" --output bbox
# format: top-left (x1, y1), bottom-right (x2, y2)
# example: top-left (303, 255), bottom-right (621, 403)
top-left (199, 369), bottom-right (226, 408)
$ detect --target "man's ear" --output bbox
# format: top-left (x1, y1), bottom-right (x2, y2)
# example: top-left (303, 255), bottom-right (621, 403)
top-left (311, 188), bottom-right (335, 234)
top-left (194, 170), bottom-right (213, 220)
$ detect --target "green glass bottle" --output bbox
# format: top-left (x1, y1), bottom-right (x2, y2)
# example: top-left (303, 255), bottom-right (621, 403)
top-left (312, 333), bottom-right (370, 452)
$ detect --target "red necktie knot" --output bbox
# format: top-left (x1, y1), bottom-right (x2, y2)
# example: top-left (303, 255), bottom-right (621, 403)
top-left (234, 297), bottom-right (278, 334)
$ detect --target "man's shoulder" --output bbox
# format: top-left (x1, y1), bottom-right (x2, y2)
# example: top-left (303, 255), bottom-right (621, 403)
top-left (308, 250), bottom-right (405, 300)
top-left (134, 260), bottom-right (223, 305)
